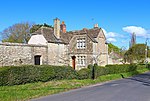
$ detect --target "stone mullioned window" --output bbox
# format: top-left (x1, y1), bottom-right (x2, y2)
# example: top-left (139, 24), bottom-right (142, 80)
top-left (76, 38), bottom-right (86, 49)
top-left (77, 56), bottom-right (86, 66)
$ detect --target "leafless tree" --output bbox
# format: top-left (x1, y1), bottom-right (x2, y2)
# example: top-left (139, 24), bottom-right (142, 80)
top-left (1, 22), bottom-right (34, 43)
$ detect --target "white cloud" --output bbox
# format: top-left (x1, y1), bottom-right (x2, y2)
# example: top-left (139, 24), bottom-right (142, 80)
top-left (0, 37), bottom-right (1, 43)
top-left (106, 32), bottom-right (117, 38)
top-left (102, 29), bottom-right (119, 42)
top-left (103, 29), bottom-right (116, 38)
top-left (107, 38), bottom-right (117, 42)
top-left (122, 26), bottom-right (148, 37)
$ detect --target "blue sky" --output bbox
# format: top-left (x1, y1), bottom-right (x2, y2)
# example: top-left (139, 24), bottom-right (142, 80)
top-left (0, 0), bottom-right (150, 49)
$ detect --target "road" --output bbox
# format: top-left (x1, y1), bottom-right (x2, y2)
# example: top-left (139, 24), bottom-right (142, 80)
top-left (31, 72), bottom-right (150, 101)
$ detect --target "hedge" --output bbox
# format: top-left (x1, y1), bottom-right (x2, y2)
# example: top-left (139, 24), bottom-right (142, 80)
top-left (0, 64), bottom-right (148, 86)
top-left (78, 64), bottom-right (142, 80)
top-left (105, 64), bottom-right (137, 74)
top-left (77, 68), bottom-right (91, 79)
top-left (0, 65), bottom-right (78, 86)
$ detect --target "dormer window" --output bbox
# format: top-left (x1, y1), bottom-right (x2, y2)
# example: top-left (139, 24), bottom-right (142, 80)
top-left (77, 38), bottom-right (86, 49)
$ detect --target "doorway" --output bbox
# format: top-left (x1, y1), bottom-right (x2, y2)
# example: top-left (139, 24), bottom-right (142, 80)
top-left (34, 55), bottom-right (41, 65)
top-left (72, 56), bottom-right (76, 69)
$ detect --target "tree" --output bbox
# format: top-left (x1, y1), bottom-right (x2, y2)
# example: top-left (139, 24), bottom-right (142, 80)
top-left (108, 43), bottom-right (120, 54)
top-left (1, 22), bottom-right (33, 43)
top-left (30, 23), bottom-right (53, 33)
top-left (124, 44), bottom-right (149, 63)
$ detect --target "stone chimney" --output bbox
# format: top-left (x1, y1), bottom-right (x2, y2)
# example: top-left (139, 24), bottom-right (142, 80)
top-left (54, 18), bottom-right (60, 39)
top-left (94, 24), bottom-right (99, 28)
top-left (60, 21), bottom-right (66, 33)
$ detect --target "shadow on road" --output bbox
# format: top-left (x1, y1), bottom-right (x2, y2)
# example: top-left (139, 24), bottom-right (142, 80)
top-left (128, 72), bottom-right (150, 86)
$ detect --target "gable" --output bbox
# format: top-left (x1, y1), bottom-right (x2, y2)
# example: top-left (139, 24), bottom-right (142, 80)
top-left (97, 28), bottom-right (106, 40)
top-left (61, 28), bottom-right (101, 44)
top-left (31, 27), bottom-right (67, 44)
top-left (28, 34), bottom-right (47, 45)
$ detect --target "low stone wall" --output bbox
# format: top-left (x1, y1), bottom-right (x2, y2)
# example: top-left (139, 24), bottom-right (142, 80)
top-left (0, 43), bottom-right (48, 67)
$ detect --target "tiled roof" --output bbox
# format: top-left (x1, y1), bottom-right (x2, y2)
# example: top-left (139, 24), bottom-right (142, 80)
top-left (32, 27), bottom-right (104, 44)
top-left (32, 27), bottom-right (66, 44)
top-left (61, 27), bottom-right (102, 43)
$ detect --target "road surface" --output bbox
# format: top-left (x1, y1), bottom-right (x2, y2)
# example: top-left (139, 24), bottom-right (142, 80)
top-left (31, 72), bottom-right (150, 101)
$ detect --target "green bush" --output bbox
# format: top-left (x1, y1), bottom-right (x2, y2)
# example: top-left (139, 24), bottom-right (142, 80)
top-left (0, 65), bottom-right (78, 86)
top-left (0, 64), bottom-right (148, 86)
top-left (147, 64), bottom-right (150, 70)
top-left (105, 64), bottom-right (137, 74)
top-left (87, 64), bottom-right (138, 79)
top-left (52, 66), bottom-right (78, 80)
top-left (94, 66), bottom-right (108, 78)
top-left (87, 64), bottom-right (108, 79)
top-left (77, 68), bottom-right (91, 80)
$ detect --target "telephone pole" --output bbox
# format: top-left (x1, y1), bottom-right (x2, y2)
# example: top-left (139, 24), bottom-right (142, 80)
top-left (145, 39), bottom-right (148, 65)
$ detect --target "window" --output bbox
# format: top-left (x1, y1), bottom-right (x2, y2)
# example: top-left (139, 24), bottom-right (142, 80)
top-left (77, 56), bottom-right (86, 66)
top-left (77, 38), bottom-right (86, 49)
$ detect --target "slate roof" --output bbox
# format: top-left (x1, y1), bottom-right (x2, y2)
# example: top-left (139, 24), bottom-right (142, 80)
top-left (32, 27), bottom-right (66, 44)
top-left (61, 27), bottom-right (102, 43)
top-left (32, 26), bottom-right (104, 44)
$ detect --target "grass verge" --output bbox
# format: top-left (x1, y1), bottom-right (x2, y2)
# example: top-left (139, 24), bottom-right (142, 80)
top-left (0, 68), bottom-right (149, 101)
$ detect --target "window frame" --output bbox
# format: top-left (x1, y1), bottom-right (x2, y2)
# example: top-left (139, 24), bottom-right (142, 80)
top-left (77, 56), bottom-right (86, 66)
top-left (77, 38), bottom-right (86, 49)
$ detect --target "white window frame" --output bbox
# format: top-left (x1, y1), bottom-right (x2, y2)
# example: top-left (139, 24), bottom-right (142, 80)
top-left (77, 38), bottom-right (86, 49)
top-left (77, 56), bottom-right (86, 66)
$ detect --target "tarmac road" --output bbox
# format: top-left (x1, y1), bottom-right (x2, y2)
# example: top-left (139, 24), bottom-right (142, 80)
top-left (31, 72), bottom-right (150, 101)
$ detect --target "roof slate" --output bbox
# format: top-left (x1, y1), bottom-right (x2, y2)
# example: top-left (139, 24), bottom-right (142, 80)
top-left (32, 27), bottom-right (66, 44)
top-left (32, 27), bottom-right (103, 44)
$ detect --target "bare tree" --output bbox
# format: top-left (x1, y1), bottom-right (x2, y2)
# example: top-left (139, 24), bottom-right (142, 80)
top-left (1, 22), bottom-right (34, 43)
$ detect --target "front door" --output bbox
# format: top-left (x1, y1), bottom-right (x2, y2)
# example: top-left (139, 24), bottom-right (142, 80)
top-left (72, 56), bottom-right (76, 69)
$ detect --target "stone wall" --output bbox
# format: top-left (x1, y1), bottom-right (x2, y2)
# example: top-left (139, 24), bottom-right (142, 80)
top-left (95, 31), bottom-right (108, 66)
top-left (0, 43), bottom-right (48, 67)
top-left (47, 43), bottom-right (69, 66)
top-left (69, 34), bottom-right (95, 70)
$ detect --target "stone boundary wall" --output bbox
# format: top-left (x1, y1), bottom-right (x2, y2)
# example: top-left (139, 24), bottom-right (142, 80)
top-left (0, 43), bottom-right (48, 67)
top-left (0, 42), bottom-right (47, 47)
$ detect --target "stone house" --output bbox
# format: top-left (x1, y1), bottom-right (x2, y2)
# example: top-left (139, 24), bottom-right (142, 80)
top-left (108, 51), bottom-right (123, 65)
top-left (0, 18), bottom-right (108, 70)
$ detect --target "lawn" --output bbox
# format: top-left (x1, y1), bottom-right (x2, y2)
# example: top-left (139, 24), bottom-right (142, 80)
top-left (0, 68), bottom-right (149, 101)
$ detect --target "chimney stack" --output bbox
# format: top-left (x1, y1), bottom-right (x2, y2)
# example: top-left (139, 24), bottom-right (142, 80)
top-left (94, 24), bottom-right (99, 28)
top-left (54, 18), bottom-right (60, 39)
top-left (60, 21), bottom-right (66, 33)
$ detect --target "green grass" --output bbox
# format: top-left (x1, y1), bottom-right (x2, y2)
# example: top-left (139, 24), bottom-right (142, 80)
top-left (0, 68), bottom-right (149, 101)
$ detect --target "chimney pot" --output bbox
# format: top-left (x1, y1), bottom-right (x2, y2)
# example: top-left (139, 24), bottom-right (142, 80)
top-left (94, 24), bottom-right (99, 28)
top-left (60, 21), bottom-right (66, 33)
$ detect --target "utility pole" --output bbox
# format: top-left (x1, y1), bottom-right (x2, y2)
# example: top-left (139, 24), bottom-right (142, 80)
top-left (145, 39), bottom-right (148, 66)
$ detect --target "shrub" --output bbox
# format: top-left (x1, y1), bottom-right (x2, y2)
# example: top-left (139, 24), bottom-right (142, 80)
top-left (52, 66), bottom-right (78, 80)
top-left (0, 64), bottom-right (147, 86)
top-left (94, 66), bottom-right (108, 78)
top-left (86, 64), bottom-right (138, 79)
top-left (77, 68), bottom-right (91, 80)
top-left (87, 64), bottom-right (108, 79)
top-left (0, 65), bottom-right (78, 86)
top-left (147, 64), bottom-right (150, 70)
top-left (105, 64), bottom-right (137, 74)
